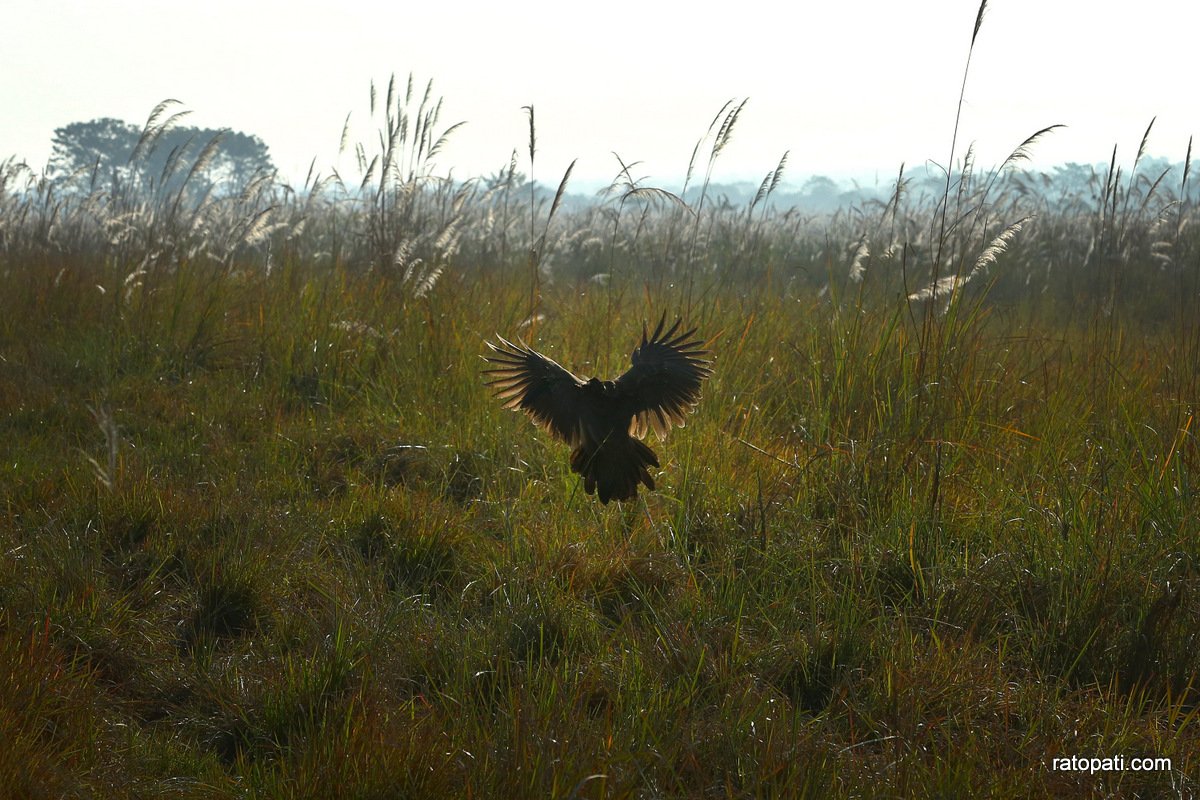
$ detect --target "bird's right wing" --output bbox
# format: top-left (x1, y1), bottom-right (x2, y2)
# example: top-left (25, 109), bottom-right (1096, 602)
top-left (615, 316), bottom-right (712, 439)
top-left (483, 336), bottom-right (587, 445)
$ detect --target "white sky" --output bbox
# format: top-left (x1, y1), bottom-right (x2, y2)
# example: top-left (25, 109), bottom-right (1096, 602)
top-left (4, 1), bottom-right (1198, 191)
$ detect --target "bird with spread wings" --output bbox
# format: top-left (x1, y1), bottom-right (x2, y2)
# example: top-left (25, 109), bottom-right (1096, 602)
top-left (483, 316), bottom-right (713, 504)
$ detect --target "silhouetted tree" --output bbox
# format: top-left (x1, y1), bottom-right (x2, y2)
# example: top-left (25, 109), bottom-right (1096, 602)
top-left (49, 118), bottom-right (274, 191)
top-left (50, 118), bottom-right (140, 179)
top-left (799, 175), bottom-right (841, 210)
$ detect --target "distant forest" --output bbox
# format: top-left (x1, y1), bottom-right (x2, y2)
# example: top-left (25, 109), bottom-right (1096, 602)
top-left (41, 113), bottom-right (1196, 218)
top-left (613, 157), bottom-right (1197, 215)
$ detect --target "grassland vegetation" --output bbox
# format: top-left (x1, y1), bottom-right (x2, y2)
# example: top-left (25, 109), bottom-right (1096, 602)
top-left (2, 21), bottom-right (1199, 800)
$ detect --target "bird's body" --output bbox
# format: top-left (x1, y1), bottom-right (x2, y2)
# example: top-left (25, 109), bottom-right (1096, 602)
top-left (484, 317), bottom-right (712, 503)
top-left (567, 377), bottom-right (661, 503)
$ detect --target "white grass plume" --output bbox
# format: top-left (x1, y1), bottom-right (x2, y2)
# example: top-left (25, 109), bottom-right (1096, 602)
top-left (908, 215), bottom-right (1033, 302)
top-left (970, 215), bottom-right (1033, 278)
top-left (848, 236), bottom-right (869, 283)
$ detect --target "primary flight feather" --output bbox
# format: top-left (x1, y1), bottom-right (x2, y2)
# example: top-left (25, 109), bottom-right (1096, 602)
top-left (484, 316), bottom-right (713, 503)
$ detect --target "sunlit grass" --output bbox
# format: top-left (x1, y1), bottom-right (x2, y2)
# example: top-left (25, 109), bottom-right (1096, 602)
top-left (2, 8), bottom-right (1199, 795)
top-left (1, 245), bottom-right (1197, 795)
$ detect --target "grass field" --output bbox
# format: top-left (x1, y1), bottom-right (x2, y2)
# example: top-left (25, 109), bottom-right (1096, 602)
top-left (3, 21), bottom-right (1200, 798)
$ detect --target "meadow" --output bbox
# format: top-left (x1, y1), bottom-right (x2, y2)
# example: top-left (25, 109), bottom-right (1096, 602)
top-left (3, 26), bottom-right (1200, 799)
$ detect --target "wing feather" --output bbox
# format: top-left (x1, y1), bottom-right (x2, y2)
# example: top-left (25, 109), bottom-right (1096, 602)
top-left (615, 315), bottom-right (713, 439)
top-left (483, 336), bottom-right (586, 444)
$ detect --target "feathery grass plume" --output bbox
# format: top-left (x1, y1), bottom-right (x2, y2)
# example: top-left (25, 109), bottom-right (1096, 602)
top-left (971, 0), bottom-right (988, 46)
top-left (661, 99), bottom-right (736, 275)
top-left (546, 160), bottom-right (575, 229)
top-left (411, 79), bottom-right (436, 171)
top-left (524, 104), bottom-right (537, 244)
top-left (529, 158), bottom-right (577, 282)
top-left (236, 171), bottom-right (275, 208)
top-left (958, 142), bottom-right (977, 198)
top-left (685, 98), bottom-right (748, 307)
top-left (1182, 137), bottom-right (1193, 198)
top-left (524, 105), bottom-right (537, 167)
top-left (187, 131), bottom-right (226, 182)
top-left (611, 151), bottom-right (643, 193)
top-left (1087, 145), bottom-right (1122, 279)
top-left (618, 185), bottom-right (689, 211)
top-left (1101, 144), bottom-right (1119, 213)
top-left (428, 121), bottom-right (466, 162)
top-left (129, 99), bottom-right (191, 166)
top-left (1121, 117), bottom-right (1162, 223)
top-left (159, 138), bottom-right (193, 191)
top-left (412, 262), bottom-right (444, 298)
top-left (848, 235), bottom-right (869, 283)
top-left (934, 0), bottom-right (989, 281)
top-left (1134, 117), bottom-right (1155, 173)
top-left (682, 140), bottom-right (704, 200)
top-left (487, 147), bottom-right (521, 264)
top-left (120, 252), bottom-right (152, 306)
top-left (749, 151), bottom-right (788, 218)
top-left (908, 274), bottom-right (965, 303)
top-left (883, 163), bottom-right (908, 219)
top-left (359, 154), bottom-right (380, 192)
top-left (1170, 136), bottom-right (1194, 247)
top-left (356, 141), bottom-right (370, 175)
top-left (433, 215), bottom-right (463, 257)
top-left (909, 214), bottom-right (1032, 304)
top-left (81, 402), bottom-right (120, 491)
top-left (1150, 239), bottom-right (1173, 267)
top-left (768, 151), bottom-right (788, 196)
top-left (339, 112), bottom-right (353, 155)
top-left (1136, 165), bottom-right (1173, 219)
top-left (711, 98), bottom-right (747, 160)
top-left (504, 148), bottom-right (519, 184)
top-left (393, 238), bottom-right (416, 272)
top-left (970, 214), bottom-right (1032, 278)
top-left (239, 206), bottom-right (278, 247)
top-left (1001, 125), bottom-right (1065, 171)
top-left (959, 126), bottom-right (1062, 236)
top-left (682, 99), bottom-right (733, 201)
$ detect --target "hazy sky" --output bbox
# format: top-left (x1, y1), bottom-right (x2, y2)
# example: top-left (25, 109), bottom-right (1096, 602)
top-left (5, 1), bottom-right (1198, 191)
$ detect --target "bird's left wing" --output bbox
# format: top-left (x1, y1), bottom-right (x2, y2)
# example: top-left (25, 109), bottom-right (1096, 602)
top-left (483, 336), bottom-right (587, 445)
top-left (615, 316), bottom-right (713, 439)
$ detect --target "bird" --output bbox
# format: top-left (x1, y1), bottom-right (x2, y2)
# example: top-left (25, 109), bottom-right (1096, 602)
top-left (483, 316), bottom-right (713, 504)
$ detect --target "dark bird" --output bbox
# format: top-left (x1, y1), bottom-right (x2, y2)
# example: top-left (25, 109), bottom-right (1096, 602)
top-left (484, 316), bottom-right (713, 504)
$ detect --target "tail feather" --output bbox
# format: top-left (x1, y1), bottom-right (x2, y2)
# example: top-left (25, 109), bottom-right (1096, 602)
top-left (570, 435), bottom-right (659, 503)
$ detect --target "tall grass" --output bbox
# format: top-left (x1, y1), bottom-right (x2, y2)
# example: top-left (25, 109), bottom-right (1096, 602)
top-left (1, 14), bottom-right (1198, 798)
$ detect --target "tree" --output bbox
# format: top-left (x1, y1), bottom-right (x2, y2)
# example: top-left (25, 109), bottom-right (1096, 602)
top-left (799, 175), bottom-right (842, 211)
top-left (49, 117), bottom-right (274, 191)
top-left (49, 118), bottom-right (140, 179)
